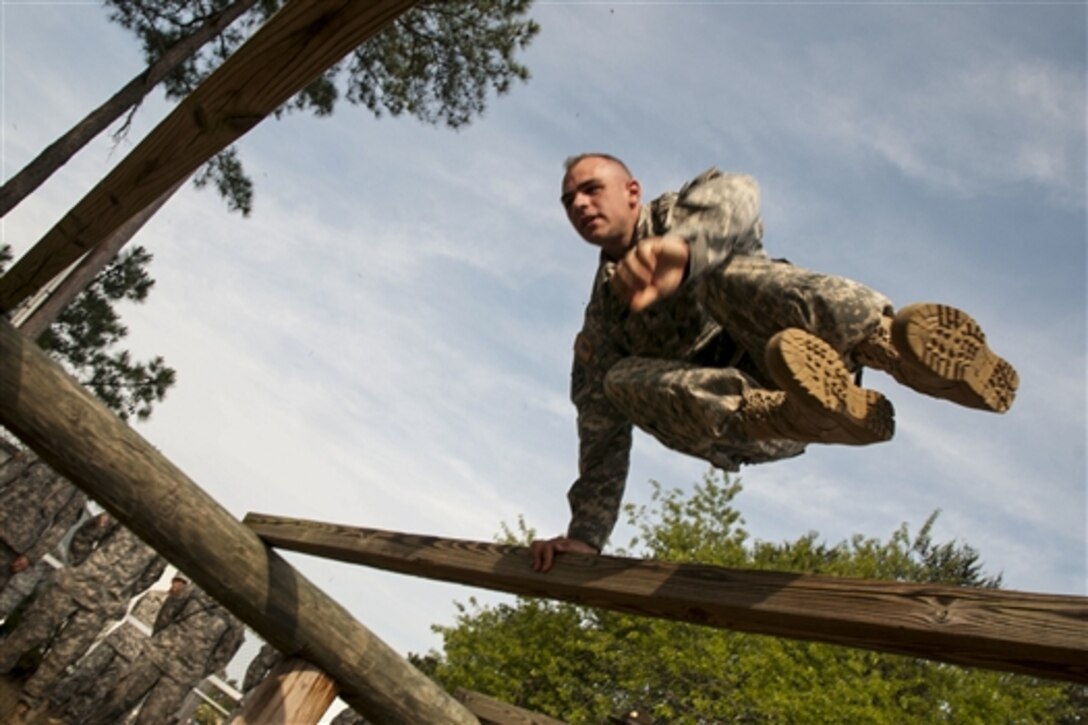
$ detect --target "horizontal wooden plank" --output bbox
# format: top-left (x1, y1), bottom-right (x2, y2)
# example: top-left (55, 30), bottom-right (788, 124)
top-left (456, 688), bottom-right (567, 725)
top-left (0, 0), bottom-right (419, 312)
top-left (244, 513), bottom-right (1088, 685)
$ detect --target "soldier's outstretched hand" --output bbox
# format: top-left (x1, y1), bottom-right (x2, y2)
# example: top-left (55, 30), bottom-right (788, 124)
top-left (611, 235), bottom-right (690, 312)
top-left (530, 536), bottom-right (599, 573)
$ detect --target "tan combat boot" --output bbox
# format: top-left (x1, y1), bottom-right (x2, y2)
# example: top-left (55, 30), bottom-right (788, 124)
top-left (854, 303), bottom-right (1018, 413)
top-left (743, 329), bottom-right (895, 446)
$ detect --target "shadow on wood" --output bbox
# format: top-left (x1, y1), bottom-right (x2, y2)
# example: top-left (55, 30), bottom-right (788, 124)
top-left (243, 513), bottom-right (1088, 685)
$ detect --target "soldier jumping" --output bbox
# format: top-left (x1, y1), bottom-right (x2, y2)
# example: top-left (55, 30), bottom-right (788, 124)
top-left (531, 154), bottom-right (1018, 572)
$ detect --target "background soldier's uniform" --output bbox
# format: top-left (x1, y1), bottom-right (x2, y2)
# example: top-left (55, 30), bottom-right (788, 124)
top-left (569, 169), bottom-right (891, 550)
top-left (86, 586), bottom-right (245, 725)
top-left (225, 641), bottom-right (284, 718)
top-left (0, 518), bottom-right (165, 709)
top-left (52, 588), bottom-right (168, 721)
top-left (0, 448), bottom-right (87, 594)
top-left (241, 642), bottom-right (284, 694)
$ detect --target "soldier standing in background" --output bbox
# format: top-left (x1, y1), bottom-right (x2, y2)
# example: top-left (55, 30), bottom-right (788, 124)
top-left (0, 447), bottom-right (86, 596)
top-left (85, 581), bottom-right (245, 725)
top-left (0, 515), bottom-right (165, 720)
top-left (50, 585), bottom-right (170, 722)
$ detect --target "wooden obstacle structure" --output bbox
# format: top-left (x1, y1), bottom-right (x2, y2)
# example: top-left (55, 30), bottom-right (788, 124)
top-left (244, 514), bottom-right (1088, 685)
top-left (2, 1), bottom-right (1086, 722)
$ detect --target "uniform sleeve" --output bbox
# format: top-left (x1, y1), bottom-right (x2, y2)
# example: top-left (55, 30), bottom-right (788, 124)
top-left (668, 168), bottom-right (766, 280)
top-left (25, 487), bottom-right (85, 563)
top-left (65, 511), bottom-right (113, 567)
top-left (134, 553), bottom-right (167, 595)
top-left (565, 302), bottom-right (633, 551)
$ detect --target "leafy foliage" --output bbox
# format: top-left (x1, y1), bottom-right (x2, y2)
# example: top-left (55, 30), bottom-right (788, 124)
top-left (424, 471), bottom-right (1083, 723)
top-left (2, 243), bottom-right (176, 421)
top-left (104, 0), bottom-right (539, 214)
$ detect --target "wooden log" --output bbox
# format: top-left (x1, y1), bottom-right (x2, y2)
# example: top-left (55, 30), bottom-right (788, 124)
top-left (0, 0), bottom-right (419, 313)
top-left (0, 319), bottom-right (476, 724)
top-left (456, 688), bottom-right (567, 725)
top-left (231, 657), bottom-right (338, 725)
top-left (12, 179), bottom-right (185, 340)
top-left (243, 513), bottom-right (1088, 685)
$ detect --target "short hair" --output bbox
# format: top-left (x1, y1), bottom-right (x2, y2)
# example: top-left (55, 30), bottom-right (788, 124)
top-left (563, 153), bottom-right (632, 178)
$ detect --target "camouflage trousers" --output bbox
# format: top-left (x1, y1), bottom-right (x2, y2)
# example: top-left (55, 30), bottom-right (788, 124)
top-left (52, 640), bottom-right (136, 721)
top-left (604, 256), bottom-right (893, 470)
top-left (84, 657), bottom-right (190, 725)
top-left (0, 584), bottom-right (120, 706)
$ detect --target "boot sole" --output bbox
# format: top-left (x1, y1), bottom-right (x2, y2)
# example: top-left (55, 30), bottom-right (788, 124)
top-left (766, 329), bottom-right (894, 445)
top-left (890, 303), bottom-right (1018, 413)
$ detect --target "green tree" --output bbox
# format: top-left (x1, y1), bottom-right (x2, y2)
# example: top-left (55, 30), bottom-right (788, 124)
top-left (2, 243), bottom-right (176, 421)
top-left (103, 0), bottom-right (539, 215)
top-left (423, 471), bottom-right (1084, 724)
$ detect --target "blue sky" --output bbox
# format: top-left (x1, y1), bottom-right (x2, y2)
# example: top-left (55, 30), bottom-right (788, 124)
top-left (2, 0), bottom-right (1085, 689)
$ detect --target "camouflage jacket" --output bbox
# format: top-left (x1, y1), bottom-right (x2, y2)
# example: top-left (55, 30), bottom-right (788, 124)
top-left (0, 450), bottom-right (86, 562)
top-left (242, 642), bottom-right (284, 693)
top-left (55, 520), bottom-right (165, 611)
top-left (567, 169), bottom-right (766, 550)
top-left (103, 589), bottom-right (168, 661)
top-left (149, 587), bottom-right (246, 682)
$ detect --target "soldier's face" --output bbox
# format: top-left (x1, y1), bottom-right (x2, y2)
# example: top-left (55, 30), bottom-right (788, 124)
top-left (561, 157), bottom-right (641, 259)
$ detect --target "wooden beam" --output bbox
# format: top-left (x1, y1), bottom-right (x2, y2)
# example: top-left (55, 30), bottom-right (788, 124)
top-left (456, 689), bottom-right (567, 725)
top-left (0, 0), bottom-right (419, 313)
top-left (0, 319), bottom-right (476, 724)
top-left (12, 180), bottom-right (185, 340)
top-left (243, 514), bottom-right (1088, 685)
top-left (230, 657), bottom-right (338, 725)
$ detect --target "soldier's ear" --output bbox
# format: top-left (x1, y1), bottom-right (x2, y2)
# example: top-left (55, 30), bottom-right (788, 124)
top-left (626, 178), bottom-right (641, 207)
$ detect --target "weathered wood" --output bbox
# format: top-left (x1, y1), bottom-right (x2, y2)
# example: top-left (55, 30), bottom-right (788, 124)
top-left (0, 0), bottom-right (261, 218)
top-left (0, 0), bottom-right (419, 313)
top-left (13, 180), bottom-right (185, 340)
top-left (0, 319), bottom-right (476, 724)
top-left (456, 688), bottom-right (567, 725)
top-left (243, 514), bottom-right (1088, 685)
top-left (231, 657), bottom-right (338, 725)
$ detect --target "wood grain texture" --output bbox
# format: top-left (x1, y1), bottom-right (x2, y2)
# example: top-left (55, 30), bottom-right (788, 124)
top-left (243, 513), bottom-right (1088, 685)
top-left (456, 688), bottom-right (568, 725)
top-left (231, 657), bottom-right (338, 724)
top-left (0, 319), bottom-right (476, 724)
top-left (0, 0), bottom-right (419, 312)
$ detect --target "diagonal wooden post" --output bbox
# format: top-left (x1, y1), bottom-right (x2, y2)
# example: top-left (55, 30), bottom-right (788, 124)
top-left (0, 319), bottom-right (476, 723)
top-left (243, 513), bottom-right (1088, 685)
top-left (0, 0), bottom-right (419, 313)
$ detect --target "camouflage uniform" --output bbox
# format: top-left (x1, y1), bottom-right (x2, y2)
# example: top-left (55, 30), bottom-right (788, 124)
top-left (0, 517), bottom-right (165, 707)
top-left (86, 585), bottom-right (246, 725)
top-left (241, 642), bottom-right (284, 693)
top-left (226, 641), bottom-right (284, 717)
top-left (568, 169), bottom-right (892, 549)
top-left (51, 589), bottom-right (168, 721)
top-left (0, 448), bottom-right (87, 594)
